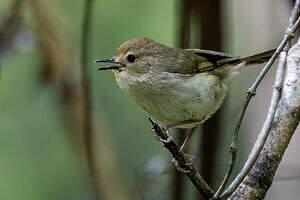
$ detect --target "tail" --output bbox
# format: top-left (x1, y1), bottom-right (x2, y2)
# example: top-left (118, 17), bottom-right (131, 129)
top-left (216, 49), bottom-right (276, 66)
top-left (214, 49), bottom-right (276, 84)
top-left (239, 49), bottom-right (276, 65)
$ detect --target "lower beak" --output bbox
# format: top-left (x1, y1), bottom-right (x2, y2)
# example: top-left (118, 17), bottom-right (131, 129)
top-left (95, 58), bottom-right (121, 70)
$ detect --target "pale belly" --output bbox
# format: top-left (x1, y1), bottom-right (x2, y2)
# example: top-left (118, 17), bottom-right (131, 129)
top-left (115, 71), bottom-right (228, 129)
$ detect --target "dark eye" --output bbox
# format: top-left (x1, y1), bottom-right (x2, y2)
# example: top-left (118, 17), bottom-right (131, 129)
top-left (127, 54), bottom-right (136, 63)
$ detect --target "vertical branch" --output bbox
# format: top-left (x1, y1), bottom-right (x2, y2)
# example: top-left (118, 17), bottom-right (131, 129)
top-left (196, 3), bottom-right (223, 200)
top-left (178, 0), bottom-right (190, 49)
top-left (228, 31), bottom-right (300, 200)
top-left (81, 0), bottom-right (93, 170)
top-left (80, 0), bottom-right (102, 199)
top-left (175, 0), bottom-right (222, 199)
top-left (215, 2), bottom-right (300, 198)
top-left (30, 1), bottom-right (127, 199)
top-left (177, 1), bottom-right (222, 200)
top-left (196, 0), bottom-right (222, 50)
top-left (172, 1), bottom-right (191, 199)
top-left (220, 2), bottom-right (300, 198)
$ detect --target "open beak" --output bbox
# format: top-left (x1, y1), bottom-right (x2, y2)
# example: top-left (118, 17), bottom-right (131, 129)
top-left (95, 58), bottom-right (121, 70)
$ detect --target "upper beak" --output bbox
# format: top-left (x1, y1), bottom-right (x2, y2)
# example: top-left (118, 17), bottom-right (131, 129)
top-left (94, 58), bottom-right (121, 70)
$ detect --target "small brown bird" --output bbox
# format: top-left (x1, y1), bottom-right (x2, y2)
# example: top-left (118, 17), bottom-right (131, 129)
top-left (95, 38), bottom-right (274, 159)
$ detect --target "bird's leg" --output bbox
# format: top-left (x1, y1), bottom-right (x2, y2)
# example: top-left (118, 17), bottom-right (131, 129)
top-left (160, 120), bottom-right (200, 146)
top-left (154, 119), bottom-right (199, 143)
top-left (180, 127), bottom-right (197, 152)
top-left (149, 118), bottom-right (199, 172)
top-left (150, 119), bottom-right (196, 143)
top-left (151, 119), bottom-right (201, 144)
top-left (172, 127), bottom-right (197, 172)
top-left (151, 128), bottom-right (173, 143)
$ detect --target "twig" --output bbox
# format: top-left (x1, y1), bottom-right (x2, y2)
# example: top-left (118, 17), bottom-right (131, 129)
top-left (213, 97), bottom-right (248, 198)
top-left (289, 0), bottom-right (300, 26)
top-left (80, 0), bottom-right (101, 199)
top-left (149, 118), bottom-right (214, 199)
top-left (214, 4), bottom-right (300, 198)
top-left (219, 4), bottom-right (300, 199)
top-left (229, 30), bottom-right (300, 200)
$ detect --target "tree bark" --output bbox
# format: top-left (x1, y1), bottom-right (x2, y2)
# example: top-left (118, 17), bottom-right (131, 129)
top-left (229, 38), bottom-right (300, 200)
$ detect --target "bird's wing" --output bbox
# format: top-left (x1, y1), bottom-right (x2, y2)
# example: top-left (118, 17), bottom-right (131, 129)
top-left (185, 49), bottom-right (240, 73)
top-left (185, 49), bottom-right (233, 61)
top-left (183, 48), bottom-right (275, 76)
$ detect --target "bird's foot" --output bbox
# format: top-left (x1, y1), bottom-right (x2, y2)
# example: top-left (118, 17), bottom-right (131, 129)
top-left (171, 153), bottom-right (196, 172)
top-left (151, 129), bottom-right (173, 143)
top-left (149, 118), bottom-right (173, 143)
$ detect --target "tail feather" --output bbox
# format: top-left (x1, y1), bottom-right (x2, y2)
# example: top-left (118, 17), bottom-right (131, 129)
top-left (239, 49), bottom-right (276, 65)
top-left (216, 49), bottom-right (276, 66)
top-left (214, 49), bottom-right (276, 84)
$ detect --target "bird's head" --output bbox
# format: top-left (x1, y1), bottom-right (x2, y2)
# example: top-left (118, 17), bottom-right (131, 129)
top-left (95, 37), bottom-right (174, 75)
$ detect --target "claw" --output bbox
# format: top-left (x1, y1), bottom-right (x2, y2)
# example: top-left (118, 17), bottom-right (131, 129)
top-left (148, 117), bottom-right (196, 172)
top-left (160, 135), bottom-right (174, 143)
top-left (149, 117), bottom-right (174, 143)
top-left (150, 125), bottom-right (174, 143)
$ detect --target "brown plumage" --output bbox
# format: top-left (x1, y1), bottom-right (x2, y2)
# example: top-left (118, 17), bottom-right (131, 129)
top-left (96, 37), bottom-right (275, 154)
top-left (113, 38), bottom-right (275, 75)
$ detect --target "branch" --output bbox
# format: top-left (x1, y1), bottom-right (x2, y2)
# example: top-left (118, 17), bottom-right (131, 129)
top-left (30, 1), bottom-right (127, 199)
top-left (289, 0), bottom-right (300, 26)
top-left (228, 30), bottom-right (300, 200)
top-left (215, 3), bottom-right (300, 199)
top-left (80, 0), bottom-right (101, 199)
top-left (219, 3), bottom-right (300, 199)
top-left (197, 2), bottom-right (223, 199)
top-left (149, 118), bottom-right (214, 199)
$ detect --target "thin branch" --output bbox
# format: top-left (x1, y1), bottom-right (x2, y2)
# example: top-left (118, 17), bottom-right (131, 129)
top-left (149, 118), bottom-right (214, 199)
top-left (213, 97), bottom-right (248, 198)
top-left (80, 0), bottom-right (101, 199)
top-left (229, 31), bottom-right (300, 200)
top-left (214, 4), bottom-right (300, 198)
top-left (219, 5), bottom-right (300, 199)
top-left (289, 0), bottom-right (300, 26)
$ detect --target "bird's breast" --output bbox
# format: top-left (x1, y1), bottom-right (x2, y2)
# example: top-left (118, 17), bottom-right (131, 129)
top-left (114, 70), bottom-right (228, 128)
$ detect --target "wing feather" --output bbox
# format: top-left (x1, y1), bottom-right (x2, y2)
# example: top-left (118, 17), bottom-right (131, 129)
top-left (185, 49), bottom-right (240, 73)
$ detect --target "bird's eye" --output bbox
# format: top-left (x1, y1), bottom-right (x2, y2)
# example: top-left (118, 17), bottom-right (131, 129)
top-left (127, 54), bottom-right (136, 63)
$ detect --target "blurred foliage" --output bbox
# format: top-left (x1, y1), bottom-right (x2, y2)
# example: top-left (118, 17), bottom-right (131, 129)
top-left (0, 0), bottom-right (296, 200)
top-left (0, 0), bottom-right (176, 199)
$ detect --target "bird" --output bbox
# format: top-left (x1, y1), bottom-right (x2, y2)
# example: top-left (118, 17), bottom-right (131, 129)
top-left (95, 37), bottom-right (274, 159)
